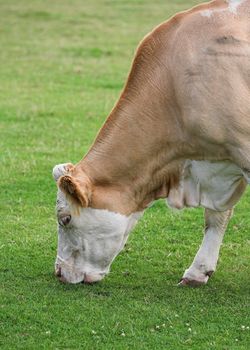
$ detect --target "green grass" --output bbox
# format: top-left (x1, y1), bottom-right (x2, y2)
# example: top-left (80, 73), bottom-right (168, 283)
top-left (1, 0), bottom-right (250, 349)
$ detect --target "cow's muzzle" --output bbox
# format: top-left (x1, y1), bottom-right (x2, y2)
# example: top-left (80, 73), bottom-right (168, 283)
top-left (55, 262), bottom-right (106, 284)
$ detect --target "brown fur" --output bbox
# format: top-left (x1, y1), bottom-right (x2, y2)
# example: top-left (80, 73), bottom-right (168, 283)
top-left (58, 0), bottom-right (250, 215)
top-left (58, 174), bottom-right (92, 207)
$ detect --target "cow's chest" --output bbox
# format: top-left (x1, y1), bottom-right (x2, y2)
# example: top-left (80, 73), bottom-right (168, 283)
top-left (167, 160), bottom-right (246, 211)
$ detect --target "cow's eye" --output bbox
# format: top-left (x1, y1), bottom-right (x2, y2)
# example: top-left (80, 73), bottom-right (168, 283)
top-left (59, 215), bottom-right (72, 226)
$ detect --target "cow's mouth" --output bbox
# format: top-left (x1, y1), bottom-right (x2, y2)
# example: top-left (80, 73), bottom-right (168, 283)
top-left (55, 263), bottom-right (106, 284)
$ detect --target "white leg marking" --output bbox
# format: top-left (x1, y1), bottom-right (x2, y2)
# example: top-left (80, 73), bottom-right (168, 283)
top-left (179, 209), bottom-right (233, 286)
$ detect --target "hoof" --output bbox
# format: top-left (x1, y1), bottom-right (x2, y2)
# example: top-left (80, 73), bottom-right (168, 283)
top-left (178, 268), bottom-right (214, 287)
top-left (178, 277), bottom-right (208, 287)
top-left (206, 270), bottom-right (214, 277)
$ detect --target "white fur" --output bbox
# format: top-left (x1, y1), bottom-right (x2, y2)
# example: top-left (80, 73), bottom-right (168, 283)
top-left (182, 209), bottom-right (232, 284)
top-left (55, 189), bottom-right (143, 283)
top-left (201, 9), bottom-right (213, 17)
top-left (227, 0), bottom-right (245, 13)
top-left (168, 160), bottom-right (244, 211)
top-left (52, 163), bottom-right (70, 181)
top-left (182, 222), bottom-right (224, 283)
top-left (168, 160), bottom-right (245, 284)
top-left (200, 0), bottom-right (245, 17)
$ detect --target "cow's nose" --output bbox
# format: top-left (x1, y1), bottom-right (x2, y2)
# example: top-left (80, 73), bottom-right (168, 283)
top-left (83, 273), bottom-right (94, 284)
top-left (83, 272), bottom-right (105, 284)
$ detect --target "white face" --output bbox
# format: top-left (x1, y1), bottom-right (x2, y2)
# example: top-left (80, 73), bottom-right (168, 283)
top-left (54, 188), bottom-right (141, 284)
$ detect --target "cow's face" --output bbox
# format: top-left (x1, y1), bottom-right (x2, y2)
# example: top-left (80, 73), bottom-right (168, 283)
top-left (52, 164), bottom-right (141, 284)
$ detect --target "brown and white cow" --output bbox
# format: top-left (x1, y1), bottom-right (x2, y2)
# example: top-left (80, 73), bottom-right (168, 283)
top-left (52, 0), bottom-right (250, 285)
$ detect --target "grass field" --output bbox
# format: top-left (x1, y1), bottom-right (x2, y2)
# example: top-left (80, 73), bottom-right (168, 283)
top-left (1, 0), bottom-right (250, 349)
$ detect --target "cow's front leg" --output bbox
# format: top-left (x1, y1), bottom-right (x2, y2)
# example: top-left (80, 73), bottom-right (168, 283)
top-left (179, 208), bottom-right (233, 287)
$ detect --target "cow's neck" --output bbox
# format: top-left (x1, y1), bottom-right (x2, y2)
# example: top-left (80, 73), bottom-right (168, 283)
top-left (73, 91), bottom-right (186, 214)
top-left (71, 33), bottom-right (229, 214)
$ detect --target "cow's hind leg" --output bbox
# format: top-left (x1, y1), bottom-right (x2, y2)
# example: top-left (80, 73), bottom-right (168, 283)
top-left (179, 208), bottom-right (233, 287)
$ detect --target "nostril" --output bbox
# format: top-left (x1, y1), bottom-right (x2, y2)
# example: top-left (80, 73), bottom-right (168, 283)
top-left (61, 215), bottom-right (71, 226)
top-left (55, 266), bottom-right (62, 277)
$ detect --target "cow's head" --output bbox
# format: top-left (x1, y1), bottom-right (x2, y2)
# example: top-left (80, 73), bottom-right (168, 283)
top-left (52, 163), bottom-right (142, 284)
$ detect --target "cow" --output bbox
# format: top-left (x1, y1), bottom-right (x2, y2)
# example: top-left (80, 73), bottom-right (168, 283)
top-left (52, 0), bottom-right (250, 285)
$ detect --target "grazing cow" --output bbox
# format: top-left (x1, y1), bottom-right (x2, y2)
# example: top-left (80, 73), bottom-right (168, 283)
top-left (53, 0), bottom-right (250, 285)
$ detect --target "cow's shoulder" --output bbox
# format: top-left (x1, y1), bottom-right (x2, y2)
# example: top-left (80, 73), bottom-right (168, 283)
top-left (144, 0), bottom-right (226, 43)
top-left (147, 0), bottom-right (249, 50)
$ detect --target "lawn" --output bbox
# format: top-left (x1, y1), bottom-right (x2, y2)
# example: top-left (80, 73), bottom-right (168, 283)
top-left (1, 0), bottom-right (250, 349)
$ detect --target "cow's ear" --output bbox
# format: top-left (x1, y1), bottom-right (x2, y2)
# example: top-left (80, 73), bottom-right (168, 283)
top-left (52, 163), bottom-right (74, 181)
top-left (58, 175), bottom-right (91, 207)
